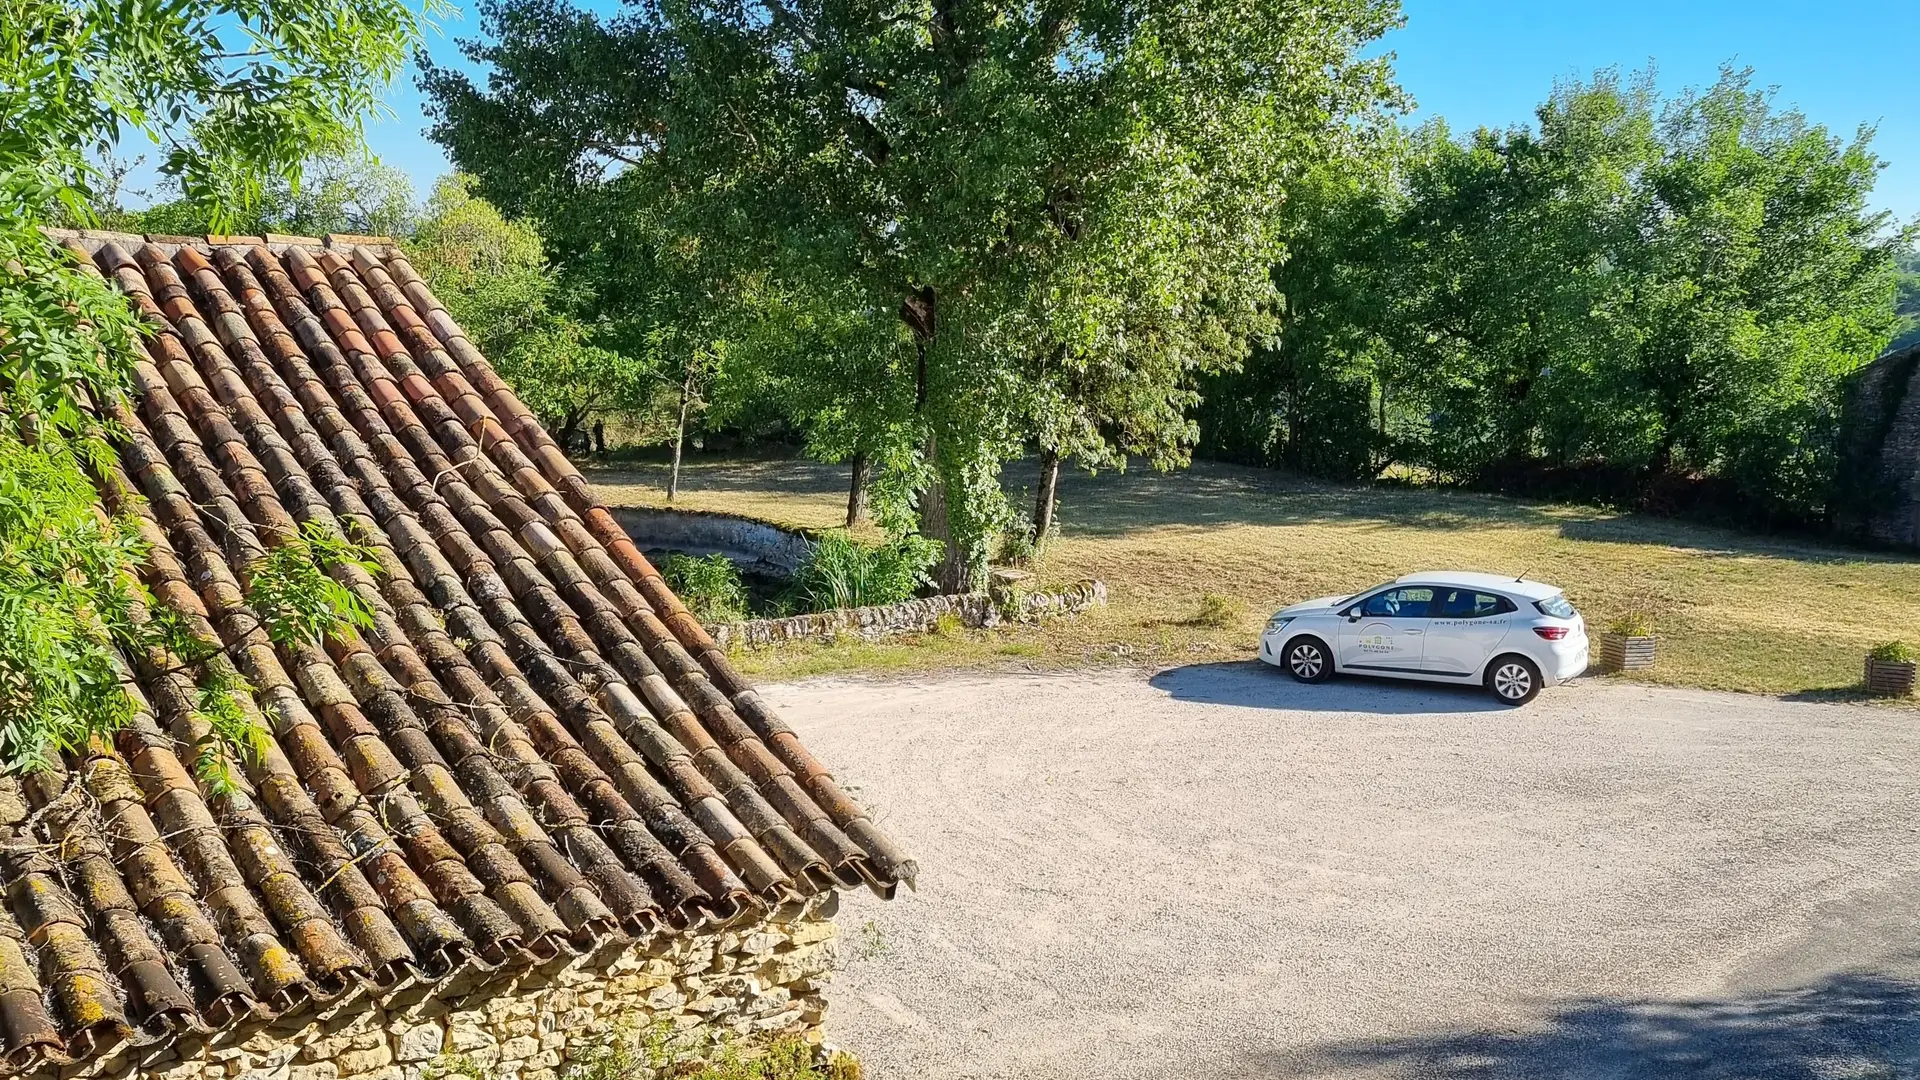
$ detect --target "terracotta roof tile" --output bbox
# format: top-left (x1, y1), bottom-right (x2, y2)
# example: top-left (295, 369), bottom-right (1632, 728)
top-left (0, 234), bottom-right (914, 1076)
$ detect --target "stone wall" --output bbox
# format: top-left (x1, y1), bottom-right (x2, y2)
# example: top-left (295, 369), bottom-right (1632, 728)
top-left (48, 896), bottom-right (843, 1080)
top-left (1836, 344), bottom-right (1920, 549)
top-left (711, 579), bottom-right (1108, 650)
top-left (606, 508), bottom-right (813, 578)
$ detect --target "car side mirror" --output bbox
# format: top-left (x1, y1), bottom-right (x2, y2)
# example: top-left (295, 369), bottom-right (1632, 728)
top-left (1345, 608), bottom-right (1363, 621)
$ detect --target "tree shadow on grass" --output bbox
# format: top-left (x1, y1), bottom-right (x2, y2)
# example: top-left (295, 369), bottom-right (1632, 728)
top-left (586, 454), bottom-right (852, 498)
top-left (1150, 660), bottom-right (1509, 716)
top-left (1556, 516), bottom-right (1919, 566)
top-left (593, 451), bottom-right (1920, 568)
top-left (1266, 971), bottom-right (1920, 1079)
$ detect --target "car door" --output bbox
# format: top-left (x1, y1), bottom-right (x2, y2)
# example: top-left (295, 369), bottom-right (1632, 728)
top-left (1422, 589), bottom-right (1517, 676)
top-left (1336, 587), bottom-right (1434, 674)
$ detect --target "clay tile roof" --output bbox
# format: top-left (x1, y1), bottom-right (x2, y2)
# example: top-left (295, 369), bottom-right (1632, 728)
top-left (2, 230), bottom-right (912, 1075)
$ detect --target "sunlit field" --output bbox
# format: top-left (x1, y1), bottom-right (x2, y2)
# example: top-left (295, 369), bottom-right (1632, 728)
top-left (590, 455), bottom-right (1920, 700)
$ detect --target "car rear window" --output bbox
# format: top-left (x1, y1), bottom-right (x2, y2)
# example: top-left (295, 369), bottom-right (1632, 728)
top-left (1535, 594), bottom-right (1577, 619)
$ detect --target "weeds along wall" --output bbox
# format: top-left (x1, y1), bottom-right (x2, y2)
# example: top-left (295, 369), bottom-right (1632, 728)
top-left (55, 894), bottom-right (843, 1080)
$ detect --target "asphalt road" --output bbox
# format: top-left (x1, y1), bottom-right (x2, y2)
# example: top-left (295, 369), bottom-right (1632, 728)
top-left (769, 663), bottom-right (1920, 1079)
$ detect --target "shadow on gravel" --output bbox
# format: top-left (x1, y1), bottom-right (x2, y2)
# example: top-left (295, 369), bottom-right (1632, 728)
top-left (1149, 661), bottom-right (1508, 715)
top-left (1264, 971), bottom-right (1920, 1079)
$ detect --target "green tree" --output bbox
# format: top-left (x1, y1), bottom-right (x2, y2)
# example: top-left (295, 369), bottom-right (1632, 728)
top-left (1628, 69), bottom-right (1904, 518)
top-left (110, 153), bottom-right (418, 237)
top-left (0, 0), bottom-right (424, 769)
top-left (1207, 66), bottom-right (1907, 524)
top-left (424, 0), bottom-right (1403, 589)
top-left (406, 174), bottom-right (656, 451)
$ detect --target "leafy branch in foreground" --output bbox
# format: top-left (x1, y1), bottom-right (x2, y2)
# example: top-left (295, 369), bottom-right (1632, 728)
top-left (0, 436), bottom-right (149, 773)
top-left (0, 0), bottom-right (424, 775)
top-left (244, 522), bottom-right (381, 648)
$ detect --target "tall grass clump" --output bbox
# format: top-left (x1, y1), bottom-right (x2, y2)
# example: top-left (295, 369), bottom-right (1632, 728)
top-left (663, 552), bottom-right (750, 624)
top-left (788, 531), bottom-right (939, 613)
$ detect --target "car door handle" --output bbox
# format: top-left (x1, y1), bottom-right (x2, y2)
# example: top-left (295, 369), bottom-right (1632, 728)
top-left (1405, 630), bottom-right (1424, 635)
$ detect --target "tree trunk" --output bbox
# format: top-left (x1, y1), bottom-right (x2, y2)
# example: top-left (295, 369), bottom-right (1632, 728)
top-left (668, 366), bottom-right (693, 503)
top-left (916, 432), bottom-right (976, 592)
top-left (846, 451), bottom-right (871, 527)
top-left (592, 420), bottom-right (605, 455)
top-left (1032, 449), bottom-right (1060, 545)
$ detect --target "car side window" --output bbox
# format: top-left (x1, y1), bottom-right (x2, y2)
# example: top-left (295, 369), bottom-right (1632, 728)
top-left (1361, 587), bottom-right (1434, 618)
top-left (1437, 590), bottom-right (1516, 619)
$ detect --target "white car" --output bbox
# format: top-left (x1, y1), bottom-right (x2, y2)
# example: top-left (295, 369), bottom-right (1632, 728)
top-left (1258, 571), bottom-right (1588, 705)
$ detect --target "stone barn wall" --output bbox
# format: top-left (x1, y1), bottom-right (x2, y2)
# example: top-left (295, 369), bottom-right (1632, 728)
top-left (1836, 344), bottom-right (1920, 549)
top-left (54, 897), bottom-right (841, 1080)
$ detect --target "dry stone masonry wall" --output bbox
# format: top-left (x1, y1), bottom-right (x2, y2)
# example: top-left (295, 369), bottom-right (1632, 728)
top-left (48, 897), bottom-right (841, 1080)
top-left (712, 580), bottom-right (1108, 650)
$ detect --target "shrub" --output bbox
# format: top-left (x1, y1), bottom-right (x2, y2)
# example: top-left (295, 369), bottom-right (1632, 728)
top-left (1868, 640), bottom-right (1917, 664)
top-left (1186, 592), bottom-right (1243, 628)
top-left (993, 510), bottom-right (1056, 567)
top-left (994, 517), bottom-right (1039, 568)
top-left (1607, 611), bottom-right (1655, 637)
top-left (527, 1018), bottom-right (858, 1080)
top-left (663, 552), bottom-right (750, 624)
top-left (788, 531), bottom-right (939, 613)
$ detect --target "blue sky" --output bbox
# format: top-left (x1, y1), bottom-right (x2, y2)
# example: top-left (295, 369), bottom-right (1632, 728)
top-left (359, 0), bottom-right (1918, 223)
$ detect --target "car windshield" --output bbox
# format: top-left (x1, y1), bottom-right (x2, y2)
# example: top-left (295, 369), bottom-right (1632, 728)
top-left (1535, 594), bottom-right (1577, 619)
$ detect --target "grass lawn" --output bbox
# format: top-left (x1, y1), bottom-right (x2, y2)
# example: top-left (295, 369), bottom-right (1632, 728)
top-left (586, 453), bottom-right (1920, 700)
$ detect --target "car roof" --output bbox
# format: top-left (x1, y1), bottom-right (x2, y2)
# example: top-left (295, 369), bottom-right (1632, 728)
top-left (1392, 570), bottom-right (1565, 600)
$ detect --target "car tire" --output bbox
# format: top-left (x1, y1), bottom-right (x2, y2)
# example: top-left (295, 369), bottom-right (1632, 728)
top-left (1486, 654), bottom-right (1542, 706)
top-left (1282, 636), bottom-right (1334, 684)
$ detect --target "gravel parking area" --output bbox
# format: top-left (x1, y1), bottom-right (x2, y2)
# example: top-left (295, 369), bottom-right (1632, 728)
top-left (770, 664), bottom-right (1920, 1079)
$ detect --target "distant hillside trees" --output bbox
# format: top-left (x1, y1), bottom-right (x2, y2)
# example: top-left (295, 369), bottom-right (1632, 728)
top-left (1202, 67), bottom-right (1912, 525)
top-left (100, 153), bottom-right (418, 238)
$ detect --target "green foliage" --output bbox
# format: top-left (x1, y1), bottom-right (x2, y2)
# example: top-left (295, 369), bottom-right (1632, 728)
top-left (3, 0), bottom-right (427, 223)
top-left (1186, 593), bottom-right (1244, 629)
top-left (102, 153), bottom-right (418, 238)
top-left (446, 1015), bottom-right (861, 1080)
top-left (675, 1038), bottom-right (859, 1080)
top-left (188, 665), bottom-right (270, 797)
top-left (1203, 66), bottom-right (1911, 523)
top-left (405, 176), bottom-right (657, 450)
top-left (788, 532), bottom-right (940, 614)
top-left (994, 511), bottom-right (1045, 568)
top-left (0, 0), bottom-right (424, 779)
top-left (662, 553), bottom-right (750, 625)
top-left (0, 437), bottom-right (147, 772)
top-left (423, 0), bottom-right (1405, 590)
top-left (1608, 612), bottom-right (1656, 638)
top-left (1868, 641), bottom-right (1917, 664)
top-left (244, 523), bottom-right (379, 648)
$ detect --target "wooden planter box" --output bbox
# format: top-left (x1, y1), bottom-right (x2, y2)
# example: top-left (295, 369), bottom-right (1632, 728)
top-left (1599, 633), bottom-right (1656, 672)
top-left (1865, 657), bottom-right (1917, 697)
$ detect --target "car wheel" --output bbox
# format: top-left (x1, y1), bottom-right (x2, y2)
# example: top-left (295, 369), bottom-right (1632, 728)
top-left (1486, 654), bottom-right (1542, 706)
top-left (1283, 636), bottom-right (1333, 684)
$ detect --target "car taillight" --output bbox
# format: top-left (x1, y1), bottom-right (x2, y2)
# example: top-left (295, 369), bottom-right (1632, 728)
top-left (1533, 626), bottom-right (1570, 640)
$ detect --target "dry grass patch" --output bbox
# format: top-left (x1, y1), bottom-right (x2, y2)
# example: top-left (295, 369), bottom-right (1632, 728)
top-left (595, 453), bottom-right (1920, 699)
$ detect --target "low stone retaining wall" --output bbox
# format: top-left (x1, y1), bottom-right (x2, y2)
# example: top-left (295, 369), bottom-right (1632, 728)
top-left (712, 580), bottom-right (1106, 650)
top-left (77, 895), bottom-right (841, 1080)
top-left (608, 507), bottom-right (813, 578)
